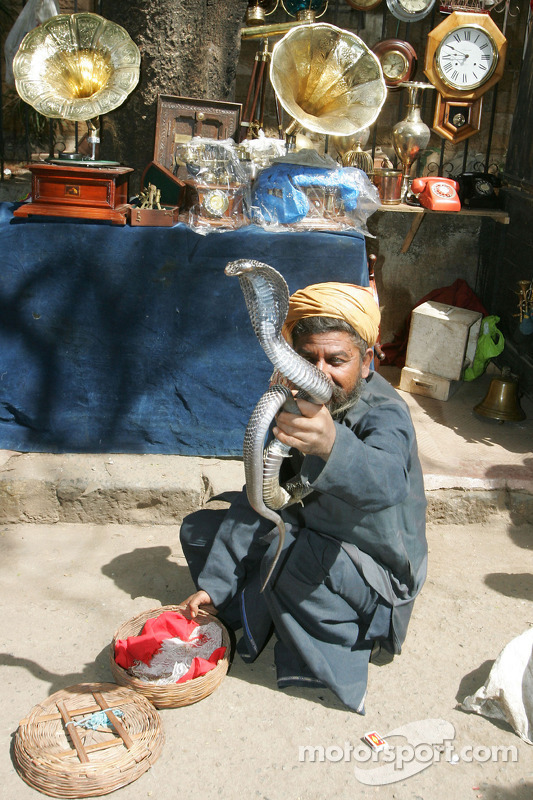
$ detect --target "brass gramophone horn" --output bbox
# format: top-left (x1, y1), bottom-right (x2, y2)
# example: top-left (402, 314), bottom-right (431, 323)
top-left (474, 372), bottom-right (526, 423)
top-left (269, 23), bottom-right (386, 139)
top-left (12, 13), bottom-right (140, 122)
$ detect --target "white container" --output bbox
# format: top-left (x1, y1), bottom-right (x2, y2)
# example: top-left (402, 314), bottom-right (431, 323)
top-left (405, 301), bottom-right (483, 381)
top-left (399, 366), bottom-right (461, 401)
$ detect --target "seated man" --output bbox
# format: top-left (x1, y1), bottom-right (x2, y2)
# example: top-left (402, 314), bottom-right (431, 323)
top-left (180, 282), bottom-right (427, 713)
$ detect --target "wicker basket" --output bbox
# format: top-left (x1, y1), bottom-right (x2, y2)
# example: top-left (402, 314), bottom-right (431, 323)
top-left (109, 604), bottom-right (231, 709)
top-left (14, 682), bottom-right (164, 798)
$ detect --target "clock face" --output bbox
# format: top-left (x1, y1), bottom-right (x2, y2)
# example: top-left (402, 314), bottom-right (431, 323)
top-left (436, 25), bottom-right (498, 91)
top-left (382, 51), bottom-right (409, 80)
top-left (386, 0), bottom-right (435, 22)
top-left (372, 39), bottom-right (417, 88)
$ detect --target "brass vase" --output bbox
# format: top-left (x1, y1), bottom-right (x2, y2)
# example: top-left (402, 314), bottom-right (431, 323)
top-left (392, 82), bottom-right (435, 201)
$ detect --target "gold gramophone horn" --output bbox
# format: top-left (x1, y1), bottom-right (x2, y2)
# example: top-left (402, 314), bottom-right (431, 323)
top-left (12, 13), bottom-right (140, 122)
top-left (269, 23), bottom-right (386, 139)
top-left (474, 371), bottom-right (526, 423)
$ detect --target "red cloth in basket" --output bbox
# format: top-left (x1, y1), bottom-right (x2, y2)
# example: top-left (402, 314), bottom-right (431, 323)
top-left (114, 611), bottom-right (226, 683)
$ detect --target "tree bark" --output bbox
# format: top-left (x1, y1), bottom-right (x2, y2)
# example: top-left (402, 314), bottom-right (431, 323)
top-left (100, 0), bottom-right (249, 192)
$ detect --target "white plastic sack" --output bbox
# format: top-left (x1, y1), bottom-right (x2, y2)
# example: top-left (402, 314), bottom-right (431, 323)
top-left (4, 0), bottom-right (60, 84)
top-left (461, 627), bottom-right (533, 744)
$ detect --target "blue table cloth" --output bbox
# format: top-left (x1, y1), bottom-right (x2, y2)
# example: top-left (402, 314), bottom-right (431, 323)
top-left (0, 204), bottom-right (368, 454)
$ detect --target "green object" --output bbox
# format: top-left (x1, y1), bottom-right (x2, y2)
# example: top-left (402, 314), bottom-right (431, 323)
top-left (464, 315), bottom-right (505, 381)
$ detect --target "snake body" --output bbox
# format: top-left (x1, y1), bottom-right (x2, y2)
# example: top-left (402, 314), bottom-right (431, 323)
top-left (225, 259), bottom-right (333, 589)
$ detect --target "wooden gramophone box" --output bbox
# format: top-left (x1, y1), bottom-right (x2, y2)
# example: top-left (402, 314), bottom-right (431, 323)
top-left (13, 163), bottom-right (133, 224)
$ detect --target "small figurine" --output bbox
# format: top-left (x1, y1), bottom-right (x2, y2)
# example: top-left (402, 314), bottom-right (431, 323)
top-left (139, 183), bottom-right (162, 210)
top-left (516, 279), bottom-right (533, 335)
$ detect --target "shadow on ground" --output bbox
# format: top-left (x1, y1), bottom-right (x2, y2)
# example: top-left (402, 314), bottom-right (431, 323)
top-left (455, 659), bottom-right (495, 705)
top-left (0, 645), bottom-right (111, 697)
top-left (484, 572), bottom-right (533, 601)
top-left (480, 784), bottom-right (533, 800)
top-left (101, 545), bottom-right (193, 606)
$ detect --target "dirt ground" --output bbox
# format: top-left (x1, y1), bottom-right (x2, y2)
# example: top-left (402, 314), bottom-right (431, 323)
top-left (0, 513), bottom-right (532, 800)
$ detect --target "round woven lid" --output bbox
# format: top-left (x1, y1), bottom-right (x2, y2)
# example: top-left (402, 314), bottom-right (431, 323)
top-left (14, 682), bottom-right (164, 798)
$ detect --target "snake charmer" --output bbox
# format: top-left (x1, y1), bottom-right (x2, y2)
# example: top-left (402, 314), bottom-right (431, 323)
top-left (180, 279), bottom-right (427, 713)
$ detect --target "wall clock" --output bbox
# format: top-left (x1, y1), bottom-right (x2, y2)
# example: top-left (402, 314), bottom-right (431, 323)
top-left (424, 11), bottom-right (507, 100)
top-left (386, 0), bottom-right (436, 23)
top-left (424, 11), bottom-right (507, 143)
top-left (373, 39), bottom-right (417, 89)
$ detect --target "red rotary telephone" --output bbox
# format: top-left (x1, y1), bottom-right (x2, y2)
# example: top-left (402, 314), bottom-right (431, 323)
top-left (410, 177), bottom-right (461, 211)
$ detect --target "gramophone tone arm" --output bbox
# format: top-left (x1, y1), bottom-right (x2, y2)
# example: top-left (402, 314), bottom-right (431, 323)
top-left (86, 119), bottom-right (100, 162)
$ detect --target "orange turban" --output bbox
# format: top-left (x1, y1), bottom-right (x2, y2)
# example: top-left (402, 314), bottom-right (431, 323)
top-left (282, 282), bottom-right (381, 347)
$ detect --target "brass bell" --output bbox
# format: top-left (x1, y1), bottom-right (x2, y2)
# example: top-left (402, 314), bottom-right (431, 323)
top-left (474, 370), bottom-right (526, 423)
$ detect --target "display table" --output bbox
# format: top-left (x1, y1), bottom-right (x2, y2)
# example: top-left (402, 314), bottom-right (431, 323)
top-left (0, 204), bottom-right (368, 455)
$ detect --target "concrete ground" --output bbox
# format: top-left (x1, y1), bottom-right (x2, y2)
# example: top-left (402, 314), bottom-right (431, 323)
top-left (0, 367), bottom-right (532, 799)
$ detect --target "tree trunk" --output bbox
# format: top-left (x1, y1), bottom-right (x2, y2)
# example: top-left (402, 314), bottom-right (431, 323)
top-left (100, 0), bottom-right (249, 192)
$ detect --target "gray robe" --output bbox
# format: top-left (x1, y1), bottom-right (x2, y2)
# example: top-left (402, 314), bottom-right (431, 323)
top-left (182, 370), bottom-right (427, 712)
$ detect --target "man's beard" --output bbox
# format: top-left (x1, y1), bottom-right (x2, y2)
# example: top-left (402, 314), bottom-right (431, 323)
top-left (328, 373), bottom-right (364, 417)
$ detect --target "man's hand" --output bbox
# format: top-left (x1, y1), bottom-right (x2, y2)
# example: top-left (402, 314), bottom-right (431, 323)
top-left (182, 590), bottom-right (216, 618)
top-left (273, 395), bottom-right (336, 461)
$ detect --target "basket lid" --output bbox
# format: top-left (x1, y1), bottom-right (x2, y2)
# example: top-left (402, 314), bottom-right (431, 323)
top-left (14, 682), bottom-right (164, 798)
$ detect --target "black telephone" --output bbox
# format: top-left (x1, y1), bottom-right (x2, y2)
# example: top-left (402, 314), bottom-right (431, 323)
top-left (456, 171), bottom-right (502, 210)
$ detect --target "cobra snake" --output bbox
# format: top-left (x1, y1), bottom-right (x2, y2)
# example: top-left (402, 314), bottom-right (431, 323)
top-left (225, 259), bottom-right (333, 590)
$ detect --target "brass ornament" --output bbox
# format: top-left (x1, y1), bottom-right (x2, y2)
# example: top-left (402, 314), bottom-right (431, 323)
top-left (474, 371), bottom-right (526, 423)
top-left (345, 0), bottom-right (383, 11)
top-left (246, 0), bottom-right (279, 26)
top-left (332, 129), bottom-right (374, 173)
top-left (13, 13), bottom-right (140, 122)
top-left (516, 280), bottom-right (532, 324)
top-left (391, 81), bottom-right (435, 200)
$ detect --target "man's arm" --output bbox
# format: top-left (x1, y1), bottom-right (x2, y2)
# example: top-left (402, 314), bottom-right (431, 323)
top-left (301, 400), bottom-right (417, 512)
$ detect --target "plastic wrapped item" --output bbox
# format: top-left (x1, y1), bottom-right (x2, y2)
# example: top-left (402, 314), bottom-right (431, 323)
top-left (236, 135), bottom-right (287, 180)
top-left (175, 136), bottom-right (251, 233)
top-left (250, 149), bottom-right (381, 234)
top-left (4, 0), bottom-right (59, 84)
